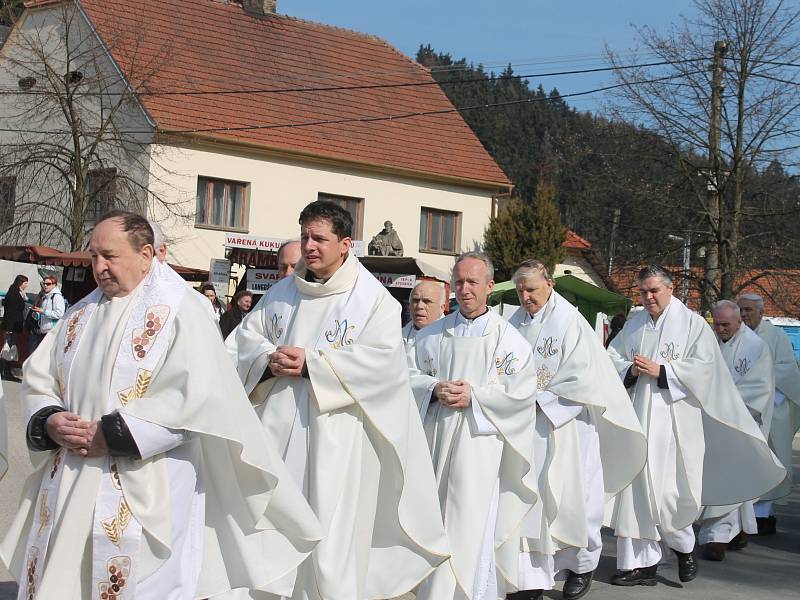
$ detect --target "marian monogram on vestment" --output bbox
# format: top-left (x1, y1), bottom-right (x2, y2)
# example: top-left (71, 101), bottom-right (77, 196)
top-left (268, 313), bottom-right (284, 343)
top-left (735, 357), bottom-right (750, 376)
top-left (659, 342), bottom-right (681, 362)
top-left (422, 357), bottom-right (437, 377)
top-left (536, 336), bottom-right (559, 358)
top-left (495, 351), bottom-right (518, 375)
top-left (325, 319), bottom-right (355, 349)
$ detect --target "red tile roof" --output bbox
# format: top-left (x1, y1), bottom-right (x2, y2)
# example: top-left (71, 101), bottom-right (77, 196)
top-left (563, 230), bottom-right (592, 250)
top-left (608, 266), bottom-right (800, 318)
top-left (68, 0), bottom-right (510, 188)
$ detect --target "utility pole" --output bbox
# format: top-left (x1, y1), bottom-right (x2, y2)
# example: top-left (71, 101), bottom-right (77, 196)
top-left (607, 208), bottom-right (621, 277)
top-left (702, 40), bottom-right (727, 312)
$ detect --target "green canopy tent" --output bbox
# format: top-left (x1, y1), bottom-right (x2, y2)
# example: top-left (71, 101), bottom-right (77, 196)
top-left (488, 274), bottom-right (632, 327)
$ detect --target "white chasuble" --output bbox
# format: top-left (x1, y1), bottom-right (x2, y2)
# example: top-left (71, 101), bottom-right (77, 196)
top-left (607, 297), bottom-right (785, 541)
top-left (1, 260), bottom-right (322, 600)
top-left (226, 253), bottom-right (448, 600)
top-left (699, 324), bottom-right (774, 540)
top-left (410, 310), bottom-right (538, 600)
top-left (508, 292), bottom-right (646, 584)
top-left (754, 319), bottom-right (800, 502)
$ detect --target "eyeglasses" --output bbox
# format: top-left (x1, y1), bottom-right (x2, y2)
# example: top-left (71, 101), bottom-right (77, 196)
top-left (43, 281), bottom-right (55, 286)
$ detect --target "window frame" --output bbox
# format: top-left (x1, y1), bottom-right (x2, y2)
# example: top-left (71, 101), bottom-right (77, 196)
top-left (317, 192), bottom-right (364, 240)
top-left (194, 176), bottom-right (250, 232)
top-left (0, 176), bottom-right (16, 229)
top-left (419, 206), bottom-right (461, 255)
top-left (85, 168), bottom-right (118, 223)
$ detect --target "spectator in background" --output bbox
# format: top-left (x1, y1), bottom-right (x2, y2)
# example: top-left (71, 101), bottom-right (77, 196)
top-left (220, 290), bottom-right (253, 339)
top-left (200, 283), bottom-right (225, 323)
top-left (1, 274), bottom-right (29, 381)
top-left (28, 275), bottom-right (66, 356)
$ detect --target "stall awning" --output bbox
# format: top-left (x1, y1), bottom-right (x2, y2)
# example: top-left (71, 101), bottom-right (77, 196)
top-left (489, 274), bottom-right (632, 326)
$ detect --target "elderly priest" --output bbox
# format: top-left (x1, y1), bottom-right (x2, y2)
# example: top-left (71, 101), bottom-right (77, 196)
top-left (606, 266), bottom-right (784, 587)
top-left (402, 279), bottom-right (447, 353)
top-left (737, 293), bottom-right (800, 535)
top-left (226, 200), bottom-right (448, 600)
top-left (508, 260), bottom-right (647, 600)
top-left (410, 252), bottom-right (539, 600)
top-left (698, 300), bottom-right (775, 561)
top-left (1, 211), bottom-right (323, 599)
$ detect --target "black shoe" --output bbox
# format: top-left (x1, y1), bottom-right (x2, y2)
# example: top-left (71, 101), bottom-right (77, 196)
top-left (610, 565), bottom-right (657, 586)
top-left (728, 531), bottom-right (748, 550)
top-left (507, 590), bottom-right (543, 600)
top-left (563, 570), bottom-right (593, 600)
top-left (756, 516), bottom-right (776, 536)
top-left (702, 542), bottom-right (726, 561)
top-left (673, 547), bottom-right (698, 582)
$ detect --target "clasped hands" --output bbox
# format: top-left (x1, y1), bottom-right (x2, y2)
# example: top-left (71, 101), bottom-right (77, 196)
top-left (630, 354), bottom-right (661, 378)
top-left (46, 412), bottom-right (107, 457)
top-left (269, 345), bottom-right (306, 377)
top-left (434, 380), bottom-right (472, 409)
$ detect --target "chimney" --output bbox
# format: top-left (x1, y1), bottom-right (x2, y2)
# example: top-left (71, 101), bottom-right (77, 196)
top-left (241, 0), bottom-right (276, 15)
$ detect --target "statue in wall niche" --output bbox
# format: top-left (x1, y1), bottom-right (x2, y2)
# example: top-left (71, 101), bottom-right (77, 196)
top-left (368, 220), bottom-right (404, 256)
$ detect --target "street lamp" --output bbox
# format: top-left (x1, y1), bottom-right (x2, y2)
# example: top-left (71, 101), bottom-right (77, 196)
top-left (667, 233), bottom-right (691, 304)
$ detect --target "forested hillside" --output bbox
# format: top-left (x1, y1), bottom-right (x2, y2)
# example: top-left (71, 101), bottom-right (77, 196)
top-left (417, 45), bottom-right (800, 271)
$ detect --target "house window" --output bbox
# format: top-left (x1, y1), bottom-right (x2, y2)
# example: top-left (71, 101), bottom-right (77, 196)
top-left (196, 176), bottom-right (249, 230)
top-left (86, 168), bottom-right (117, 222)
top-left (0, 177), bottom-right (15, 228)
top-left (317, 192), bottom-right (364, 239)
top-left (419, 207), bottom-right (460, 254)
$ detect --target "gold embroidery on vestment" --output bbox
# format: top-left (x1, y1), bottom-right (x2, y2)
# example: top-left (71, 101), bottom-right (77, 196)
top-left (117, 369), bottom-right (153, 407)
top-left (101, 499), bottom-right (132, 547)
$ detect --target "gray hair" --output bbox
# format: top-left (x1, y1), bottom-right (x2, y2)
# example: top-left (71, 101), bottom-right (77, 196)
top-left (453, 251), bottom-right (494, 283)
top-left (148, 219), bottom-right (166, 250)
top-left (277, 239), bottom-right (300, 258)
top-left (713, 299), bottom-right (741, 318)
top-left (412, 279), bottom-right (447, 305)
top-left (512, 259), bottom-right (553, 285)
top-left (737, 293), bottom-right (765, 310)
top-left (636, 265), bottom-right (673, 287)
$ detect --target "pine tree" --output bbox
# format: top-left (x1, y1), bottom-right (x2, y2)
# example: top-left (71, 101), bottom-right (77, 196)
top-left (483, 181), bottom-right (567, 281)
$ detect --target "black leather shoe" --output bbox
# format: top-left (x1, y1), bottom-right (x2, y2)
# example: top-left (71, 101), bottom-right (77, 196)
top-left (610, 565), bottom-right (657, 586)
top-left (507, 590), bottom-right (543, 600)
top-left (563, 570), bottom-right (593, 600)
top-left (728, 531), bottom-right (748, 550)
top-left (673, 547), bottom-right (698, 582)
top-left (756, 516), bottom-right (776, 535)
top-left (702, 542), bottom-right (726, 561)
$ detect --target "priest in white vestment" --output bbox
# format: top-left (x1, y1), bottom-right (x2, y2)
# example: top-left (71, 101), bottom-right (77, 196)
top-left (226, 200), bottom-right (449, 600)
top-left (507, 260), bottom-right (647, 600)
top-left (698, 300), bottom-right (775, 561)
top-left (738, 293), bottom-right (800, 534)
top-left (410, 252), bottom-right (539, 600)
top-left (607, 266), bottom-right (785, 587)
top-left (402, 279), bottom-right (447, 354)
top-left (1, 212), bottom-right (322, 600)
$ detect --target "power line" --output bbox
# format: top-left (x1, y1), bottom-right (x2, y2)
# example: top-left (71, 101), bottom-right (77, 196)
top-left (0, 70), bottom-right (703, 136)
top-left (0, 57), bottom-right (706, 97)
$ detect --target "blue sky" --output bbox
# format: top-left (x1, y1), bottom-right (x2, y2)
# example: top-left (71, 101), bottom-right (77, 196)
top-left (286, 0), bottom-right (699, 113)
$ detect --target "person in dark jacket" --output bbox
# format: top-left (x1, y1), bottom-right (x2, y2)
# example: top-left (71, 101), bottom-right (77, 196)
top-left (1, 274), bottom-right (29, 380)
top-left (220, 290), bottom-right (253, 340)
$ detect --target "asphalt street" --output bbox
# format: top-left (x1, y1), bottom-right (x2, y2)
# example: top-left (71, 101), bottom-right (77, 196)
top-left (1, 380), bottom-right (797, 600)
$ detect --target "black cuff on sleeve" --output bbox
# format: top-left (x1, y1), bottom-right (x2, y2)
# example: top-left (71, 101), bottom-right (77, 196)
top-left (301, 361), bottom-right (309, 378)
top-left (623, 366), bottom-right (639, 389)
top-left (657, 365), bottom-right (669, 389)
top-left (101, 412), bottom-right (142, 459)
top-left (26, 406), bottom-right (66, 451)
top-left (259, 364), bottom-right (275, 383)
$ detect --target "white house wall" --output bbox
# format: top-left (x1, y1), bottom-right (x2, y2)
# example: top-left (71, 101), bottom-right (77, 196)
top-left (148, 142), bottom-right (494, 278)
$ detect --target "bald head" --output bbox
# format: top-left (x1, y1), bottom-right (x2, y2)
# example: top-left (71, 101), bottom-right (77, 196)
top-left (277, 240), bottom-right (301, 278)
top-left (409, 280), bottom-right (446, 329)
top-left (713, 300), bottom-right (742, 342)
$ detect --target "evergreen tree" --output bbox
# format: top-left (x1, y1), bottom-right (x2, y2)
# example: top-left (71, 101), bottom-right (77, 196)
top-left (483, 182), bottom-right (567, 282)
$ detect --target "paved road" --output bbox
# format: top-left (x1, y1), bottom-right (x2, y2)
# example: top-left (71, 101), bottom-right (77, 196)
top-left (1, 381), bottom-right (798, 599)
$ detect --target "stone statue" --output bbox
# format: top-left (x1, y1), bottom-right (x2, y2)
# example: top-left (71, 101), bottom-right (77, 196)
top-left (368, 221), bottom-right (404, 256)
